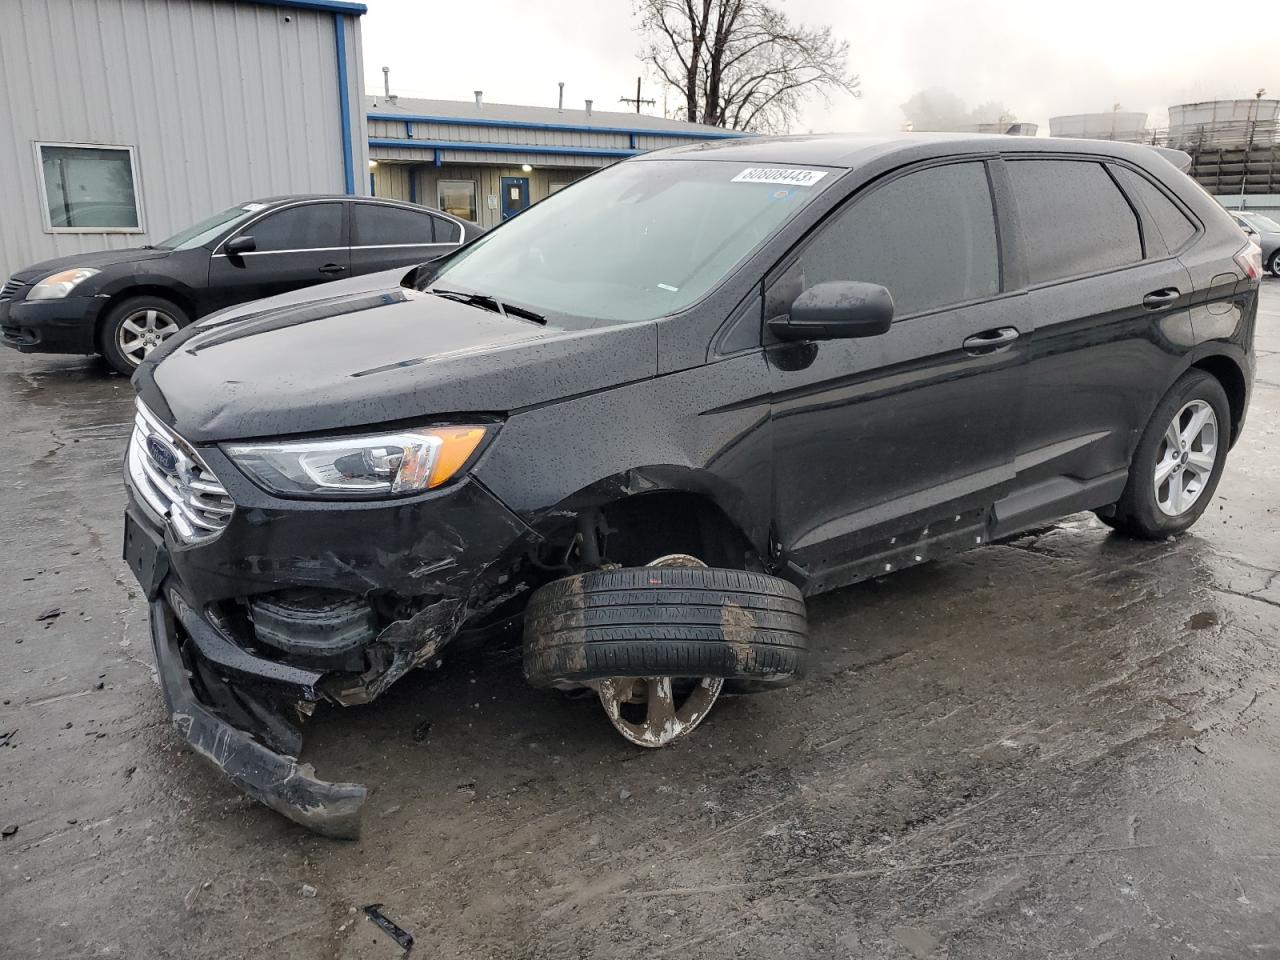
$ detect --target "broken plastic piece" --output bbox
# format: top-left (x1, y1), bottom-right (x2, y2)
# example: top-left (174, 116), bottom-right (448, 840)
top-left (364, 904), bottom-right (415, 951)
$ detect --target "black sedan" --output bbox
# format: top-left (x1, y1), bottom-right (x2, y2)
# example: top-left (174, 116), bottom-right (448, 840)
top-left (0, 195), bottom-right (483, 374)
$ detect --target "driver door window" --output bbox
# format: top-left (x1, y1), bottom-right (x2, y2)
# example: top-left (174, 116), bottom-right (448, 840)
top-left (767, 161), bottom-right (1000, 324)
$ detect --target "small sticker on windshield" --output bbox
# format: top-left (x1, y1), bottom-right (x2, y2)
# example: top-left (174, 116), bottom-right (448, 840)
top-left (657, 283), bottom-right (679, 292)
top-left (732, 168), bottom-right (828, 187)
top-left (241, 203), bottom-right (268, 212)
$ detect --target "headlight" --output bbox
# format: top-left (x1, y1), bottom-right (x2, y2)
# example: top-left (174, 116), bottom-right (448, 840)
top-left (27, 267), bottom-right (101, 300)
top-left (225, 425), bottom-right (491, 498)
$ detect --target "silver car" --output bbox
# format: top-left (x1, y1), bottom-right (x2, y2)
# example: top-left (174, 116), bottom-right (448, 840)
top-left (1233, 211), bottom-right (1280, 276)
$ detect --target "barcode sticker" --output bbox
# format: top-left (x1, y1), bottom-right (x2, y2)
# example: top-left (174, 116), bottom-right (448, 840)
top-left (731, 168), bottom-right (829, 187)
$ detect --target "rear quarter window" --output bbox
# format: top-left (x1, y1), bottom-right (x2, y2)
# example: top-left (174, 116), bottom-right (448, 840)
top-left (1007, 159), bottom-right (1142, 285)
top-left (1108, 165), bottom-right (1198, 254)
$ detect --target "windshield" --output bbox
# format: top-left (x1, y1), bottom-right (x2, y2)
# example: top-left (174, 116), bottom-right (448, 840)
top-left (1242, 212), bottom-right (1280, 233)
top-left (156, 203), bottom-right (268, 250)
top-left (425, 159), bottom-right (835, 323)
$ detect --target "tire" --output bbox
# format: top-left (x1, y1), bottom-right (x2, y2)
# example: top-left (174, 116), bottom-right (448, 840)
top-left (99, 295), bottom-right (189, 376)
top-left (1100, 369), bottom-right (1230, 540)
top-left (523, 566), bottom-right (809, 689)
top-left (1269, 250), bottom-right (1280, 278)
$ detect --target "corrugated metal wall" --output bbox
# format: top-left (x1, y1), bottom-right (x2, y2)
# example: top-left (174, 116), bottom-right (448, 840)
top-left (0, 0), bottom-right (368, 279)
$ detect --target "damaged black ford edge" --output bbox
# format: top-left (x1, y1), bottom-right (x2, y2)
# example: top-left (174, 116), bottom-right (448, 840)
top-left (123, 134), bottom-right (1257, 837)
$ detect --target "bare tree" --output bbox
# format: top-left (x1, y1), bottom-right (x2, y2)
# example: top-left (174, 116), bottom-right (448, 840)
top-left (637, 1), bottom-right (859, 134)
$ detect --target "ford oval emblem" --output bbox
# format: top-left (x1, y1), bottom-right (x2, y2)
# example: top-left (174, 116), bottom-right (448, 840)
top-left (145, 435), bottom-right (180, 476)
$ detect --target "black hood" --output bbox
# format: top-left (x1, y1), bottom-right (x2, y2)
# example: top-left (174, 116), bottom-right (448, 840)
top-left (138, 278), bottom-right (657, 443)
top-left (12, 246), bottom-right (172, 281)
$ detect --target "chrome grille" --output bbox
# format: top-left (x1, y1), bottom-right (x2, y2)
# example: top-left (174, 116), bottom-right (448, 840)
top-left (126, 400), bottom-right (234, 542)
top-left (0, 278), bottom-right (25, 301)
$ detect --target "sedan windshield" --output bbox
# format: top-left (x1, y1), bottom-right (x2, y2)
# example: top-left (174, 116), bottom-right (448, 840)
top-left (424, 159), bottom-right (836, 324)
top-left (156, 204), bottom-right (267, 250)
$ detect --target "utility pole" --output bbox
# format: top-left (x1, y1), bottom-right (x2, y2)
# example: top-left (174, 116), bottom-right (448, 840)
top-left (619, 76), bottom-right (655, 115)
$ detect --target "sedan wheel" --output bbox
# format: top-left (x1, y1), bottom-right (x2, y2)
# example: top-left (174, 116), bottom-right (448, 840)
top-left (1154, 399), bottom-right (1218, 518)
top-left (116, 308), bottom-right (181, 366)
top-left (1270, 252), bottom-right (1280, 278)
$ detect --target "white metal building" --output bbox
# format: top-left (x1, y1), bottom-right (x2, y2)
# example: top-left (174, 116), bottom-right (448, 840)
top-left (0, 0), bottom-right (369, 279)
top-left (366, 94), bottom-right (747, 230)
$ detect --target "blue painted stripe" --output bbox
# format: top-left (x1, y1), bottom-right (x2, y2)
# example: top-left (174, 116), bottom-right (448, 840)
top-left (369, 137), bottom-right (639, 160)
top-left (333, 14), bottom-right (355, 194)
top-left (366, 111), bottom-right (746, 141)
top-left (245, 0), bottom-right (367, 14)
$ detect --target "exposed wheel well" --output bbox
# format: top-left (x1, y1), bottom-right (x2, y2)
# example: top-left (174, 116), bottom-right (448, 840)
top-left (598, 492), bottom-right (762, 571)
top-left (95, 287), bottom-right (194, 348)
top-left (1191, 355), bottom-right (1246, 444)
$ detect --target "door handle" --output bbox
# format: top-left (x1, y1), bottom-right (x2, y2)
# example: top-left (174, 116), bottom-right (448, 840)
top-left (318, 263), bottom-right (346, 275)
top-left (962, 327), bottom-right (1020, 354)
top-left (1142, 287), bottom-right (1180, 309)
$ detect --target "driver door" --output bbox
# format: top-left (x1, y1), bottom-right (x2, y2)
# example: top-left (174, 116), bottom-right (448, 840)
top-left (206, 200), bottom-right (349, 312)
top-left (767, 159), bottom-right (1028, 590)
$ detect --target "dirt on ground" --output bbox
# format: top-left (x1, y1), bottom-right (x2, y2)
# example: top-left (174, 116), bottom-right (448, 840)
top-left (2, 286), bottom-right (1279, 959)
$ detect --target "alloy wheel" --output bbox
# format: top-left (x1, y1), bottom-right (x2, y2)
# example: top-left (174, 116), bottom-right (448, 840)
top-left (595, 553), bottom-right (725, 748)
top-left (116, 308), bottom-right (180, 366)
top-left (1154, 399), bottom-right (1217, 517)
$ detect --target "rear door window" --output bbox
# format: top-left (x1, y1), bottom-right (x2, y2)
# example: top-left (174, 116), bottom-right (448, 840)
top-left (244, 203), bottom-right (344, 252)
top-left (1108, 165), bottom-right (1198, 255)
top-left (1007, 160), bottom-right (1142, 284)
top-left (352, 203), bottom-right (437, 246)
top-left (775, 161), bottom-right (999, 319)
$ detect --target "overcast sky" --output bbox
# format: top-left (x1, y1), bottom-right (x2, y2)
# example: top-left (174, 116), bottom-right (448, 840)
top-left (360, 0), bottom-right (1269, 133)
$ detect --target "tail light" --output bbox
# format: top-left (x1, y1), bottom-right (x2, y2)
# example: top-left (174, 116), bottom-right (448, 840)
top-left (1234, 242), bottom-right (1263, 281)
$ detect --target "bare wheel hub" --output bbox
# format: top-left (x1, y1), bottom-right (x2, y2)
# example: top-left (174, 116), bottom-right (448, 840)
top-left (595, 553), bottom-right (724, 748)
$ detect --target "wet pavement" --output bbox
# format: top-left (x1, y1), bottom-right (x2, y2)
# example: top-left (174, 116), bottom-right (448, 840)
top-left (2, 285), bottom-right (1278, 960)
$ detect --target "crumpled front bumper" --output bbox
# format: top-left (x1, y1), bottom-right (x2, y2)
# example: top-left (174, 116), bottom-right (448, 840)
top-left (147, 594), bottom-right (367, 838)
top-left (123, 449), bottom-right (534, 837)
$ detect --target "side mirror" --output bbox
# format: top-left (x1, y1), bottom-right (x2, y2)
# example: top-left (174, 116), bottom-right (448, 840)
top-left (768, 281), bottom-right (894, 341)
top-left (223, 235), bottom-right (256, 256)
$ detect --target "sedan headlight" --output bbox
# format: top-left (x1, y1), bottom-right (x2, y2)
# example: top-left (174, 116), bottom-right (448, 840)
top-left (226, 425), bottom-right (491, 498)
top-left (27, 267), bottom-right (101, 300)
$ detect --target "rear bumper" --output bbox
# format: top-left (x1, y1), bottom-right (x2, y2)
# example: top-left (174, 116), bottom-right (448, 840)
top-left (147, 592), bottom-right (367, 838)
top-left (0, 295), bottom-right (103, 354)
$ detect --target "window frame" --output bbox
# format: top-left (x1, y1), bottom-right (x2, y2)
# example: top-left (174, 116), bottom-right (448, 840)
top-left (763, 155), bottom-right (1007, 328)
top-left (437, 179), bottom-right (478, 223)
top-left (212, 199), bottom-right (348, 257)
top-left (34, 140), bottom-right (145, 235)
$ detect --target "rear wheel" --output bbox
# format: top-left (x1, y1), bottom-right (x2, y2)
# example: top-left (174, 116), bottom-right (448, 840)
top-left (99, 295), bottom-right (188, 375)
top-left (1100, 369), bottom-right (1230, 539)
top-left (1269, 250), bottom-right (1280, 278)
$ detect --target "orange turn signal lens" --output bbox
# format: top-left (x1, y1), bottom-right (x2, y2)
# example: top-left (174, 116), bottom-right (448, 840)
top-left (427, 426), bottom-right (489, 489)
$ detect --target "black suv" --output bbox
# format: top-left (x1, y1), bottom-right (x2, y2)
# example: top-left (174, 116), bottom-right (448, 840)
top-left (123, 134), bottom-right (1258, 836)
top-left (1, 196), bottom-right (481, 374)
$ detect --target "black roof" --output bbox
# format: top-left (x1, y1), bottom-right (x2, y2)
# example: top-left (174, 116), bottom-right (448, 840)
top-left (643, 132), bottom-right (1181, 171)
top-left (244, 194), bottom-right (431, 208)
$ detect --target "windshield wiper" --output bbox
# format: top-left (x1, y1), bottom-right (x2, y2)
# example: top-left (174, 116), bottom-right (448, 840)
top-left (428, 288), bottom-right (546, 325)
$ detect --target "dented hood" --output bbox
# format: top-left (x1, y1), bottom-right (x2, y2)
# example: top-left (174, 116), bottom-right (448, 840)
top-left (137, 276), bottom-right (658, 443)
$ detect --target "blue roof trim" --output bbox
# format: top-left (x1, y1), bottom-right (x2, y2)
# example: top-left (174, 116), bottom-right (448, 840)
top-left (244, 0), bottom-right (368, 14)
top-left (367, 112), bottom-right (746, 141)
top-left (369, 137), bottom-right (640, 159)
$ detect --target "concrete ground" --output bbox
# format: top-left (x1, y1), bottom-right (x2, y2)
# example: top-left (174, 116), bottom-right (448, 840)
top-left (2, 284), bottom-right (1278, 960)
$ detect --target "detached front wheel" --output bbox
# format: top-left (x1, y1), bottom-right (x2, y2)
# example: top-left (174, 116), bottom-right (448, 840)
top-left (523, 558), bottom-right (808, 747)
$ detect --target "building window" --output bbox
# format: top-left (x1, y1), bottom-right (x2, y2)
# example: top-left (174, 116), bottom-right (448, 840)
top-left (36, 143), bottom-right (143, 232)
top-left (438, 180), bottom-right (477, 222)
